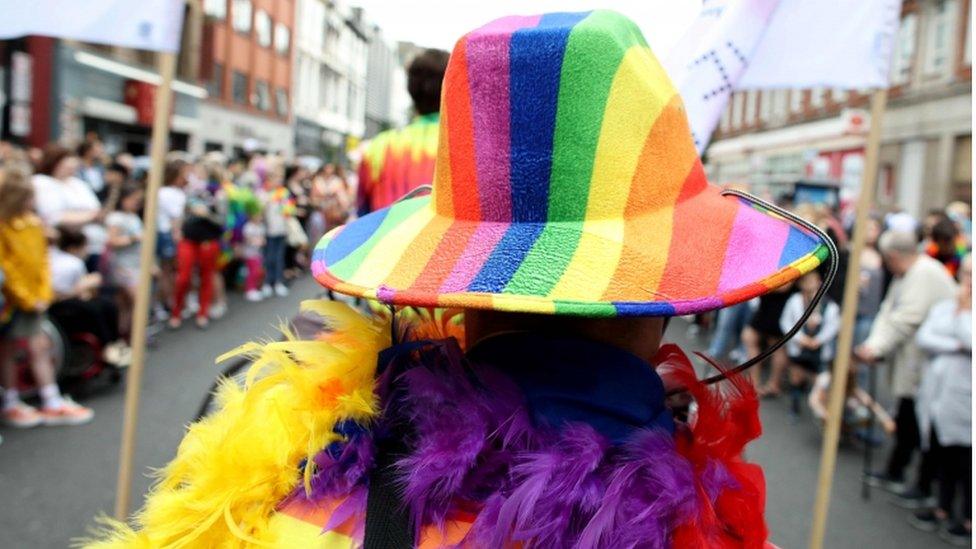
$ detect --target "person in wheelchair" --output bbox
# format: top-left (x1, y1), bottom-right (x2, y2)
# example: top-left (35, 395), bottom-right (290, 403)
top-left (48, 225), bottom-right (131, 368)
top-left (0, 169), bottom-right (93, 427)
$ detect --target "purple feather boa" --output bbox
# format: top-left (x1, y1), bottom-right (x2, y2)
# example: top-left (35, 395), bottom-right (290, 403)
top-left (292, 338), bottom-right (740, 548)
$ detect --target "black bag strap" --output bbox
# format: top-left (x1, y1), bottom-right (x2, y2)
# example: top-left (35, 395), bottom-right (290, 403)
top-left (364, 316), bottom-right (415, 549)
top-left (363, 430), bottom-right (413, 549)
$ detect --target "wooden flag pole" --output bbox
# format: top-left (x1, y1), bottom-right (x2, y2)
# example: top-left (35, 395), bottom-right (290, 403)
top-left (114, 51), bottom-right (177, 520)
top-left (809, 88), bottom-right (888, 549)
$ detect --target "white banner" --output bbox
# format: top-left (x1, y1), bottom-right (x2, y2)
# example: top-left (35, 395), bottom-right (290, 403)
top-left (0, 0), bottom-right (185, 53)
top-left (665, 0), bottom-right (901, 152)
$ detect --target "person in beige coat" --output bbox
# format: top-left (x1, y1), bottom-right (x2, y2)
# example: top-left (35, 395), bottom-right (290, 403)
top-left (857, 230), bottom-right (958, 504)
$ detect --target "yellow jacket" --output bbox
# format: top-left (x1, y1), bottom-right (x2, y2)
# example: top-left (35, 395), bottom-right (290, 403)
top-left (0, 214), bottom-right (53, 310)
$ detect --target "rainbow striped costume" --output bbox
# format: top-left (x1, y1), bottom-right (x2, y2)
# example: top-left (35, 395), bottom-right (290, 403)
top-left (356, 113), bottom-right (439, 215)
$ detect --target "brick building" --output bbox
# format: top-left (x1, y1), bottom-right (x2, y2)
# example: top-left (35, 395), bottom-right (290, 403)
top-left (195, 0), bottom-right (294, 156)
top-left (706, 0), bottom-right (972, 216)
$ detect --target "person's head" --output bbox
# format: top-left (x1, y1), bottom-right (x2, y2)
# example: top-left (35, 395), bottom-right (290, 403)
top-left (878, 230), bottom-right (920, 276)
top-left (285, 163), bottom-right (305, 184)
top-left (865, 216), bottom-right (883, 248)
top-left (56, 224), bottom-right (88, 257)
top-left (37, 143), bottom-right (80, 180)
top-left (921, 209), bottom-right (950, 240)
top-left (797, 269), bottom-right (822, 299)
top-left (0, 168), bottom-right (34, 221)
top-left (117, 183), bottom-right (144, 213)
top-left (464, 309), bottom-right (667, 364)
top-left (76, 139), bottom-right (103, 163)
top-left (104, 162), bottom-right (130, 188)
top-left (407, 48), bottom-right (450, 116)
top-left (931, 217), bottom-right (960, 255)
top-left (164, 158), bottom-right (190, 188)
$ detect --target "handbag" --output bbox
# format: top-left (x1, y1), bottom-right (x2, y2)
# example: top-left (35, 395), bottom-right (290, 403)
top-left (285, 216), bottom-right (308, 248)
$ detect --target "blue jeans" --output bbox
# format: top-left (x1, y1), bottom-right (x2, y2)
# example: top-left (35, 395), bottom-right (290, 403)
top-left (707, 300), bottom-right (754, 360)
top-left (263, 235), bottom-right (286, 287)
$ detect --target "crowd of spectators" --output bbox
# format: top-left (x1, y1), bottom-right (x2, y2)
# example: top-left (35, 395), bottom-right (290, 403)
top-left (0, 135), bottom-right (355, 430)
top-left (702, 196), bottom-right (972, 545)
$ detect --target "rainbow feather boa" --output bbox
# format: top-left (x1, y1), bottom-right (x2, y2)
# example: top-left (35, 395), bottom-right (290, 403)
top-left (86, 302), bottom-right (768, 548)
top-left (86, 301), bottom-right (388, 548)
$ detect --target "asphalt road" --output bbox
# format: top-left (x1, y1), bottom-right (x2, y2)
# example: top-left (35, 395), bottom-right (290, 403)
top-left (0, 279), bottom-right (940, 548)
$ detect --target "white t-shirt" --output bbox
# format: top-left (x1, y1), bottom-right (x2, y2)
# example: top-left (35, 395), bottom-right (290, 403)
top-left (157, 186), bottom-right (187, 234)
top-left (48, 247), bottom-right (87, 296)
top-left (32, 173), bottom-right (107, 255)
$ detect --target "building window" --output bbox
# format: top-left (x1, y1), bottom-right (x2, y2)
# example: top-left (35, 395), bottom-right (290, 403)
top-left (771, 89), bottom-right (789, 122)
top-left (232, 71), bottom-right (248, 104)
top-left (254, 80), bottom-right (271, 111)
top-left (809, 88), bottom-right (825, 108)
top-left (952, 134), bottom-right (971, 202)
top-left (207, 62), bottom-right (224, 99)
top-left (275, 23), bottom-right (290, 55)
top-left (744, 90), bottom-right (757, 126)
top-left (789, 89), bottom-right (803, 113)
top-left (719, 104), bottom-right (731, 132)
top-left (204, 0), bottom-right (226, 19)
top-left (232, 0), bottom-right (252, 33)
top-left (831, 88), bottom-right (848, 104)
top-left (964, 6), bottom-right (972, 67)
top-left (275, 88), bottom-right (289, 117)
top-left (731, 92), bottom-right (744, 129)
top-left (923, 0), bottom-right (956, 76)
top-left (758, 91), bottom-right (772, 122)
top-left (255, 10), bottom-right (272, 47)
top-left (890, 13), bottom-right (918, 84)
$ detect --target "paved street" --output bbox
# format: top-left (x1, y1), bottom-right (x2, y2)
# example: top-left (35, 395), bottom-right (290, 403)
top-left (0, 280), bottom-right (938, 548)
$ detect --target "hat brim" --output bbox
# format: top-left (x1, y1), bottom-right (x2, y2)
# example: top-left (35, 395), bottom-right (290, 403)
top-left (312, 184), bottom-right (826, 317)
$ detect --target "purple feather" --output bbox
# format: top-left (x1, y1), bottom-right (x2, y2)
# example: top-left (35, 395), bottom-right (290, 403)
top-left (292, 335), bottom-right (751, 547)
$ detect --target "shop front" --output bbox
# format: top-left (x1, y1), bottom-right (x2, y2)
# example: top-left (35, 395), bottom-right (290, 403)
top-left (55, 46), bottom-right (204, 155)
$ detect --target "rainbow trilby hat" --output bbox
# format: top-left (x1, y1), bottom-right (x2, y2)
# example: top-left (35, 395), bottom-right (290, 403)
top-left (312, 10), bottom-right (828, 317)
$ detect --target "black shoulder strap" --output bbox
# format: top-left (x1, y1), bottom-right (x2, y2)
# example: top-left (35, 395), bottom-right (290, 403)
top-left (363, 417), bottom-right (414, 548)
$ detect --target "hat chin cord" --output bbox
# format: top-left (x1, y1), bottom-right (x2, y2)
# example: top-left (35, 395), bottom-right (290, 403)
top-left (385, 185), bottom-right (839, 392)
top-left (686, 189), bottom-right (839, 392)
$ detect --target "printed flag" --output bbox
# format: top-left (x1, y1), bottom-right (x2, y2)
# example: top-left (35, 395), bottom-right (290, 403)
top-left (665, 0), bottom-right (901, 151)
top-left (0, 0), bottom-right (185, 53)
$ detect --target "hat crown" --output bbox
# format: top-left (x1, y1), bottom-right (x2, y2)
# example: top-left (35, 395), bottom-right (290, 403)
top-left (432, 10), bottom-right (699, 224)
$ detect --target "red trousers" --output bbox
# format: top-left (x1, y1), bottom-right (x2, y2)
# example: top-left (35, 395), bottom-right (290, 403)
top-left (244, 256), bottom-right (264, 292)
top-left (172, 239), bottom-right (219, 320)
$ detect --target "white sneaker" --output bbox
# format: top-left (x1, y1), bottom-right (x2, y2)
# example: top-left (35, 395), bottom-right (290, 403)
top-left (3, 401), bottom-right (43, 428)
top-left (274, 283), bottom-right (289, 297)
top-left (245, 289), bottom-right (264, 302)
top-left (39, 396), bottom-right (94, 426)
top-left (261, 285), bottom-right (273, 298)
top-left (210, 301), bottom-right (228, 320)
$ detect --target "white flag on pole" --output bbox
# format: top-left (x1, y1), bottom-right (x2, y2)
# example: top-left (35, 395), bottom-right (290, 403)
top-left (0, 0), bottom-right (185, 52)
top-left (665, 0), bottom-right (901, 152)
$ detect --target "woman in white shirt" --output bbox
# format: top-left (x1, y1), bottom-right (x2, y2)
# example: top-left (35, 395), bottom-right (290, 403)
top-left (32, 145), bottom-right (106, 271)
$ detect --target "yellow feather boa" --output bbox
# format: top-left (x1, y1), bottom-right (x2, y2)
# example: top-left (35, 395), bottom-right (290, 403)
top-left (85, 301), bottom-right (389, 548)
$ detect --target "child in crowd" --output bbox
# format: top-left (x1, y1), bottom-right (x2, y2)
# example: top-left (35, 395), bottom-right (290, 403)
top-left (0, 169), bottom-right (93, 427)
top-left (260, 167), bottom-right (294, 298)
top-left (156, 159), bottom-right (188, 322)
top-left (779, 268), bottom-right (840, 417)
top-left (242, 212), bottom-right (266, 302)
top-left (808, 369), bottom-right (896, 441)
top-left (105, 184), bottom-right (144, 340)
top-left (48, 225), bottom-right (129, 366)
